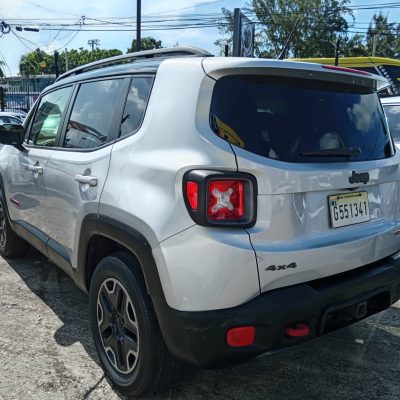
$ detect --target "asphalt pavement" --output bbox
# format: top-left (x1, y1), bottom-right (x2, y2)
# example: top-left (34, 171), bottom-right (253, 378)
top-left (0, 248), bottom-right (399, 400)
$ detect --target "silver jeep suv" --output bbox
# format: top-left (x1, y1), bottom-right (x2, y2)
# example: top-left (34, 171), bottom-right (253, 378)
top-left (0, 47), bottom-right (400, 397)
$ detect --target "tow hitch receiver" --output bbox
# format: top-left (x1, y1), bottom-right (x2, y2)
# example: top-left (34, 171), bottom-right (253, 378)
top-left (319, 290), bottom-right (390, 335)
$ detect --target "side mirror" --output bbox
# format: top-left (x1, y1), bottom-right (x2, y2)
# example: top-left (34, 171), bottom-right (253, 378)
top-left (0, 124), bottom-right (24, 150)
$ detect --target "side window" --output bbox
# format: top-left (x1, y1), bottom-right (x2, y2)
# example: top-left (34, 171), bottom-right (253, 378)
top-left (120, 76), bottom-right (153, 137)
top-left (63, 79), bottom-right (125, 149)
top-left (28, 86), bottom-right (72, 147)
top-left (383, 105), bottom-right (400, 142)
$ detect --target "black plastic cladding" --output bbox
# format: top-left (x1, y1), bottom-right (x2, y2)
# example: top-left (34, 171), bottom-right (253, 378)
top-left (182, 170), bottom-right (258, 229)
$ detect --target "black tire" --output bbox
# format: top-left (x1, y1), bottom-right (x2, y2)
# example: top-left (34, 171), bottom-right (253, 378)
top-left (0, 196), bottom-right (30, 258)
top-left (89, 251), bottom-right (177, 397)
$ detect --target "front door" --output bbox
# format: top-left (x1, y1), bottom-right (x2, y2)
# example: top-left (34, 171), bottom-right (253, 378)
top-left (6, 86), bottom-right (73, 234)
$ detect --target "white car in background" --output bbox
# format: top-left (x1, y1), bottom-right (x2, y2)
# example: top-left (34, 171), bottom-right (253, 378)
top-left (0, 110), bottom-right (27, 122)
top-left (0, 113), bottom-right (23, 125)
top-left (381, 96), bottom-right (400, 148)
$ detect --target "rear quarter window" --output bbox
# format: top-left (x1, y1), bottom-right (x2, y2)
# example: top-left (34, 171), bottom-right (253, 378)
top-left (210, 75), bottom-right (393, 163)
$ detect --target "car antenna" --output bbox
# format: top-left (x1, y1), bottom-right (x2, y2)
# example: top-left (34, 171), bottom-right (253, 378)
top-left (277, 18), bottom-right (301, 60)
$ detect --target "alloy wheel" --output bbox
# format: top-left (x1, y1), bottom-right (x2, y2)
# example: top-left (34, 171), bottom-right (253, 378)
top-left (97, 278), bottom-right (139, 374)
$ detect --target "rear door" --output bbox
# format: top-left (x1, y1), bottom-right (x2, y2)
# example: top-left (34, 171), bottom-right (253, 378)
top-left (208, 72), bottom-right (400, 293)
top-left (6, 86), bottom-right (73, 236)
top-left (41, 77), bottom-right (129, 267)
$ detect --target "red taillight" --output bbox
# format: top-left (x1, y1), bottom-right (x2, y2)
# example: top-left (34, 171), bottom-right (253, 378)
top-left (183, 171), bottom-right (256, 228)
top-left (208, 180), bottom-right (244, 220)
top-left (186, 181), bottom-right (198, 210)
top-left (322, 64), bottom-right (371, 76)
top-left (226, 326), bottom-right (255, 347)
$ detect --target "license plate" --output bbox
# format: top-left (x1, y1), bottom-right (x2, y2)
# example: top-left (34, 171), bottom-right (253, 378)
top-left (328, 192), bottom-right (370, 228)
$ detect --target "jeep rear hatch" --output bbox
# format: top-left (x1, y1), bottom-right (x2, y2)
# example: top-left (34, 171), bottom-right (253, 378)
top-left (204, 58), bottom-right (400, 293)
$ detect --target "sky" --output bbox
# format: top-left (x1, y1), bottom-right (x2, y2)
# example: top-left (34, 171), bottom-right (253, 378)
top-left (0, 0), bottom-right (399, 76)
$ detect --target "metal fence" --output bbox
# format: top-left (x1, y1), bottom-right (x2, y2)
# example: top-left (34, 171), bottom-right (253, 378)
top-left (0, 74), bottom-right (57, 113)
top-left (0, 84), bottom-right (41, 113)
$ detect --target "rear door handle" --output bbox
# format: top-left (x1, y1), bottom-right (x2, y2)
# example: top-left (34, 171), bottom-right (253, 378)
top-left (25, 164), bottom-right (43, 175)
top-left (74, 174), bottom-right (98, 187)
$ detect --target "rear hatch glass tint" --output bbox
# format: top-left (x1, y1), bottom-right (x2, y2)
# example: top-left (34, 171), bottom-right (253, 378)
top-left (210, 76), bottom-right (393, 163)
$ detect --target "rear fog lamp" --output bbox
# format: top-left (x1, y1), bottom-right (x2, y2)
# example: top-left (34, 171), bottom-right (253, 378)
top-left (226, 326), bottom-right (255, 347)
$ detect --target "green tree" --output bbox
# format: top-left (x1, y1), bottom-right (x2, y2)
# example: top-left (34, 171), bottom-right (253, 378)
top-left (19, 48), bottom-right (51, 76)
top-left (366, 12), bottom-right (400, 57)
top-left (216, 0), bottom-right (353, 58)
top-left (19, 47), bottom-right (123, 76)
top-left (59, 48), bottom-right (122, 72)
top-left (127, 37), bottom-right (162, 53)
top-left (341, 34), bottom-right (368, 57)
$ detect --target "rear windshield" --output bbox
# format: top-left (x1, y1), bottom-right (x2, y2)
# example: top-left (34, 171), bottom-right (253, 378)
top-left (210, 76), bottom-right (393, 163)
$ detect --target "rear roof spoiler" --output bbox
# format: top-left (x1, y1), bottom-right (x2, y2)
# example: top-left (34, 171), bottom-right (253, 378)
top-left (202, 58), bottom-right (389, 92)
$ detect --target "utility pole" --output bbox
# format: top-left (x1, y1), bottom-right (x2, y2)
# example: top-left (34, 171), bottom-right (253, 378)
top-left (88, 39), bottom-right (100, 51)
top-left (372, 33), bottom-right (377, 57)
top-left (0, 87), bottom-right (5, 111)
top-left (54, 51), bottom-right (59, 78)
top-left (232, 8), bottom-right (241, 57)
top-left (65, 48), bottom-right (69, 71)
top-left (136, 0), bottom-right (141, 52)
top-left (334, 38), bottom-right (341, 66)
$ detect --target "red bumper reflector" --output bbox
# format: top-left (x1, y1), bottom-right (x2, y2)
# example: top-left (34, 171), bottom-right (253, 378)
top-left (284, 323), bottom-right (310, 338)
top-left (226, 326), bottom-right (255, 347)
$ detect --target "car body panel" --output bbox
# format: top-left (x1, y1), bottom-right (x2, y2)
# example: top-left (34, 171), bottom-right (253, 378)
top-left (5, 147), bottom-right (54, 232)
top-left (42, 147), bottom-right (113, 266)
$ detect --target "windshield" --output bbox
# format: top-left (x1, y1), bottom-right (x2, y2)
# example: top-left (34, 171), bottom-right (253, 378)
top-left (210, 75), bottom-right (393, 163)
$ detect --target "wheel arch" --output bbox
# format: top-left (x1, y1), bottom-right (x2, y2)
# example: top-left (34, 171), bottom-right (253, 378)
top-left (78, 214), bottom-right (164, 301)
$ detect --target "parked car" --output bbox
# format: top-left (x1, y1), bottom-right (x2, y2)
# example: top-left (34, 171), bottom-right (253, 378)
top-left (0, 114), bottom-right (23, 125)
top-left (0, 48), bottom-right (399, 397)
top-left (381, 96), bottom-right (400, 148)
top-left (0, 111), bottom-right (26, 123)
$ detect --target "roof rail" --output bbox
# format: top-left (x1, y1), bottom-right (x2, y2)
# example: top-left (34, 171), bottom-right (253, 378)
top-left (55, 46), bottom-right (213, 82)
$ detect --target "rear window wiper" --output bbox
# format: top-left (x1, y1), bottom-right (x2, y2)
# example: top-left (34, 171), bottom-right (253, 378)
top-left (301, 147), bottom-right (362, 157)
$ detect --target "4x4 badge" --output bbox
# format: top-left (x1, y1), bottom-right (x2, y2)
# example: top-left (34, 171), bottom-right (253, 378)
top-left (265, 262), bottom-right (297, 272)
top-left (349, 171), bottom-right (369, 185)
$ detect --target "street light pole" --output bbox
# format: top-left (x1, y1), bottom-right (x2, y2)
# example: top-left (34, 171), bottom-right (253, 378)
top-left (136, 0), bottom-right (141, 52)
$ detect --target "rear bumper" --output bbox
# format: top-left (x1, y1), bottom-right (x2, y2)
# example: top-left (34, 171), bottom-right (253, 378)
top-left (153, 253), bottom-right (400, 367)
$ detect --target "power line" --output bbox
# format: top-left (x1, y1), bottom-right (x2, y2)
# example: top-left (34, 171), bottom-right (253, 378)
top-left (16, 0), bottom-right (82, 18)
top-left (146, 0), bottom-right (227, 16)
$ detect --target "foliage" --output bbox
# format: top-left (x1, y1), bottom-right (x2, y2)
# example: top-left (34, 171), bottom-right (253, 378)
top-left (366, 12), bottom-right (400, 58)
top-left (127, 37), bottom-right (162, 53)
top-left (19, 47), bottom-right (123, 76)
top-left (216, 0), bottom-right (352, 58)
top-left (340, 33), bottom-right (368, 57)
